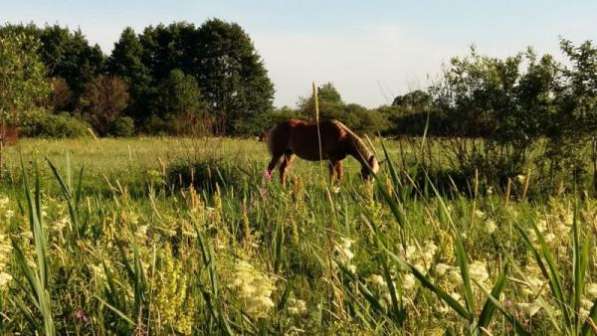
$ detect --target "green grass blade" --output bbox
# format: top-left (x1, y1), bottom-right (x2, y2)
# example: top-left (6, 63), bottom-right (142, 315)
top-left (474, 280), bottom-right (531, 336)
top-left (515, 223), bottom-right (571, 326)
top-left (383, 248), bottom-right (472, 320)
top-left (477, 265), bottom-right (508, 330)
top-left (454, 233), bottom-right (475, 316)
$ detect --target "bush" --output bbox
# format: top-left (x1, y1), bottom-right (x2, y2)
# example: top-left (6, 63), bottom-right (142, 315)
top-left (20, 110), bottom-right (91, 138)
top-left (166, 157), bottom-right (257, 193)
top-left (109, 116), bottom-right (135, 137)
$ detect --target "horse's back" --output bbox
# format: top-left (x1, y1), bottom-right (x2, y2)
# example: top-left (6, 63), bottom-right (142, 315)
top-left (268, 119), bottom-right (349, 161)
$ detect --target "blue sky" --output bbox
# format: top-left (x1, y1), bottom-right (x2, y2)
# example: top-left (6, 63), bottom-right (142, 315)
top-left (2, 0), bottom-right (596, 107)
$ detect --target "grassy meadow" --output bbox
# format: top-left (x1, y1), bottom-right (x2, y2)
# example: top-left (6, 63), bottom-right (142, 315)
top-left (0, 137), bottom-right (596, 335)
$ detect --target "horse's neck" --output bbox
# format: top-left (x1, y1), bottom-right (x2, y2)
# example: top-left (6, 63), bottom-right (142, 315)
top-left (347, 135), bottom-right (371, 165)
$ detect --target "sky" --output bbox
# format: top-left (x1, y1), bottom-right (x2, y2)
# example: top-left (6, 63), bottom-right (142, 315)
top-left (2, 0), bottom-right (596, 108)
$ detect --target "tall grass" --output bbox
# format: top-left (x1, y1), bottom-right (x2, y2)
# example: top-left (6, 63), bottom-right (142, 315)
top-left (0, 137), bottom-right (595, 334)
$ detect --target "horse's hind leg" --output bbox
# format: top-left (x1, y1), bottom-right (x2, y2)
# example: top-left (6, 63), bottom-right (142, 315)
top-left (279, 154), bottom-right (294, 185)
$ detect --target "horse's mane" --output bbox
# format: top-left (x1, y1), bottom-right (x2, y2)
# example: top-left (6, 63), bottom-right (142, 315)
top-left (330, 120), bottom-right (373, 160)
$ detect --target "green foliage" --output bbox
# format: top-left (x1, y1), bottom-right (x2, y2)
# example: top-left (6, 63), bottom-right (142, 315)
top-left (19, 110), bottom-right (91, 138)
top-left (152, 69), bottom-right (208, 135)
top-left (78, 75), bottom-right (130, 136)
top-left (109, 116), bottom-right (135, 137)
top-left (195, 19), bottom-right (275, 134)
top-left (0, 29), bottom-right (50, 127)
top-left (296, 83), bottom-right (389, 134)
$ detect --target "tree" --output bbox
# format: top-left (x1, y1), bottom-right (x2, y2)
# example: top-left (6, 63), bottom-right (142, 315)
top-left (152, 69), bottom-right (208, 135)
top-left (0, 30), bottom-right (50, 129)
top-left (343, 103), bottom-right (389, 135)
top-left (106, 27), bottom-right (152, 121)
top-left (196, 19), bottom-right (274, 133)
top-left (392, 89), bottom-right (432, 113)
top-left (298, 82), bottom-right (344, 120)
top-left (38, 25), bottom-right (105, 103)
top-left (0, 23), bottom-right (105, 111)
top-left (50, 77), bottom-right (72, 112)
top-left (0, 30), bottom-right (50, 174)
top-left (547, 39), bottom-right (597, 183)
top-left (78, 75), bottom-right (130, 136)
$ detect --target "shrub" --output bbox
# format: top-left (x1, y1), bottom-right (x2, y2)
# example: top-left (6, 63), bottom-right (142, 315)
top-left (109, 116), bottom-right (135, 137)
top-left (19, 110), bottom-right (91, 138)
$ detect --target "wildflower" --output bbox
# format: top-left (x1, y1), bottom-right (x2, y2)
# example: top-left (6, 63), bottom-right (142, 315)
top-left (0, 272), bottom-right (12, 288)
top-left (517, 302), bottom-right (542, 317)
top-left (469, 260), bottom-right (489, 284)
top-left (287, 298), bottom-right (307, 315)
top-left (230, 260), bottom-right (276, 319)
top-left (544, 232), bottom-right (556, 243)
top-left (435, 263), bottom-right (451, 277)
top-left (587, 283), bottom-right (597, 299)
top-left (421, 240), bottom-right (438, 266)
top-left (54, 217), bottom-right (69, 232)
top-left (367, 274), bottom-right (386, 287)
top-left (135, 225), bottom-right (149, 240)
top-left (334, 237), bottom-right (357, 272)
top-left (447, 268), bottom-right (463, 284)
top-left (404, 245), bottom-right (417, 261)
top-left (0, 233), bottom-right (12, 289)
top-left (402, 274), bottom-right (416, 291)
top-left (332, 186), bottom-right (341, 194)
top-left (485, 219), bottom-right (497, 234)
top-left (474, 209), bottom-right (485, 219)
top-left (5, 209), bottom-right (14, 220)
top-left (0, 196), bottom-right (8, 208)
top-left (536, 219), bottom-right (547, 233)
top-left (579, 298), bottom-right (593, 320)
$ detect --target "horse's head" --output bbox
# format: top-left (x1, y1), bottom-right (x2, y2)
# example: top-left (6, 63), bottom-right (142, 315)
top-left (361, 155), bottom-right (379, 180)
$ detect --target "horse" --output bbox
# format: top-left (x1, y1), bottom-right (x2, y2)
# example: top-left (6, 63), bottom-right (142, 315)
top-left (264, 119), bottom-right (379, 184)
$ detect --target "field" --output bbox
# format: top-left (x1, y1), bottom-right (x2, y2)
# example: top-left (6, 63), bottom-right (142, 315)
top-left (1, 137), bottom-right (596, 335)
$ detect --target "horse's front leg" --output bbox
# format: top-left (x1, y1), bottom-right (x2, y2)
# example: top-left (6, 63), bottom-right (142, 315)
top-left (334, 161), bottom-right (344, 181)
top-left (279, 154), bottom-right (294, 186)
top-left (265, 154), bottom-right (282, 180)
top-left (328, 160), bottom-right (336, 183)
top-left (329, 160), bottom-right (343, 184)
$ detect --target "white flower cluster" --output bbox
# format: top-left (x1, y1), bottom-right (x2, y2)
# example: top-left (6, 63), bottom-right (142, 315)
top-left (229, 260), bottom-right (276, 319)
top-left (529, 201), bottom-right (573, 244)
top-left (287, 297), bottom-right (307, 316)
top-left (0, 233), bottom-right (12, 289)
top-left (0, 195), bottom-right (14, 222)
top-left (433, 259), bottom-right (490, 312)
top-left (402, 240), bottom-right (438, 275)
top-left (474, 209), bottom-right (497, 234)
top-left (334, 237), bottom-right (356, 273)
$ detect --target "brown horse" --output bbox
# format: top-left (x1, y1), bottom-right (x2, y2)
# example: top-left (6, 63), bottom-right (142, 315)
top-left (264, 119), bottom-right (379, 184)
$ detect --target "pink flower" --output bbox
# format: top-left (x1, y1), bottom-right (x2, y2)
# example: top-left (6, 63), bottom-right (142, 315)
top-left (263, 170), bottom-right (272, 181)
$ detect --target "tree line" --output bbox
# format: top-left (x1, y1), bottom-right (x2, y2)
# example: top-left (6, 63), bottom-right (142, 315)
top-left (0, 20), bottom-right (274, 137)
top-left (0, 20), bottom-right (595, 146)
